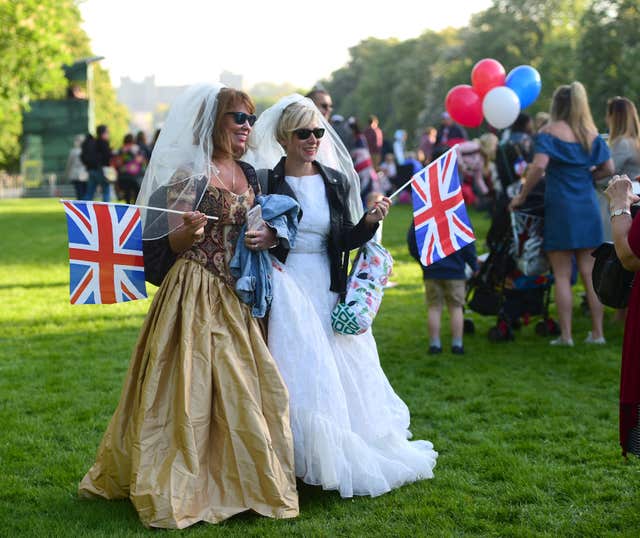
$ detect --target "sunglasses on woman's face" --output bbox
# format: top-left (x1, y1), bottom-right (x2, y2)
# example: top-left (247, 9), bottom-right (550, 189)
top-left (294, 128), bottom-right (325, 140)
top-left (226, 112), bottom-right (257, 126)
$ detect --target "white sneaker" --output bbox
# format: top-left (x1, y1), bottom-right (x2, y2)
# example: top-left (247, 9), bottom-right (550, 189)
top-left (550, 337), bottom-right (574, 347)
top-left (584, 332), bottom-right (606, 344)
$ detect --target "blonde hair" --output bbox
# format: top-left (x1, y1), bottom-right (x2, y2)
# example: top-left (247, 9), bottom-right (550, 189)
top-left (607, 96), bottom-right (640, 149)
top-left (276, 101), bottom-right (322, 147)
top-left (535, 112), bottom-right (550, 132)
top-left (479, 132), bottom-right (498, 176)
top-left (549, 81), bottom-right (597, 152)
top-left (479, 133), bottom-right (498, 160)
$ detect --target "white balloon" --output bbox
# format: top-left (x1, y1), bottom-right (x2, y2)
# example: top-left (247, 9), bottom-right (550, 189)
top-left (482, 86), bottom-right (521, 129)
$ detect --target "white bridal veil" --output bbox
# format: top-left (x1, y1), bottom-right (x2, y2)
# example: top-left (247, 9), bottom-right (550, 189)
top-left (244, 94), bottom-right (363, 221)
top-left (136, 83), bottom-right (224, 239)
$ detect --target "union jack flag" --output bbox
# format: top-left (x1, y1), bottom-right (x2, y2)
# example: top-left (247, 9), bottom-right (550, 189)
top-left (412, 148), bottom-right (475, 267)
top-left (62, 201), bottom-right (147, 304)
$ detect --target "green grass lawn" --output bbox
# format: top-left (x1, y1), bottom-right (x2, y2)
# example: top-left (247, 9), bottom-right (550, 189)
top-left (1, 198), bottom-right (638, 537)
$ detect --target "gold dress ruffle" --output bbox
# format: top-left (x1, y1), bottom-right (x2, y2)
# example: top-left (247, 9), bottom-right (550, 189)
top-left (78, 185), bottom-right (298, 528)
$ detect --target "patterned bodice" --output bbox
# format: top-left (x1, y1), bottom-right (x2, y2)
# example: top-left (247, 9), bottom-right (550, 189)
top-left (180, 184), bottom-right (255, 285)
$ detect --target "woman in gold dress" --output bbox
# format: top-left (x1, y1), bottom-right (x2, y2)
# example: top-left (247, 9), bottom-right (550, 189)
top-left (78, 84), bottom-right (298, 529)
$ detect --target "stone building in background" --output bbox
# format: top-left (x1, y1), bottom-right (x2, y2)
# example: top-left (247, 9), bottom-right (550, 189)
top-left (117, 71), bottom-right (244, 134)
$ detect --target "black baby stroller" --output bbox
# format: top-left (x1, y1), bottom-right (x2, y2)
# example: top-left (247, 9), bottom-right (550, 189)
top-left (467, 185), bottom-right (559, 341)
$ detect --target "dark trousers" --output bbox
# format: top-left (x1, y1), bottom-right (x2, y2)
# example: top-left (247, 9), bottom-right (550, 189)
top-left (84, 169), bottom-right (111, 202)
top-left (72, 180), bottom-right (88, 200)
top-left (117, 174), bottom-right (141, 204)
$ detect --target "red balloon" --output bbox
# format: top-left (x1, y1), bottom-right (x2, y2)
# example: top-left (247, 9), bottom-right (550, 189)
top-left (445, 85), bottom-right (483, 128)
top-left (471, 58), bottom-right (506, 98)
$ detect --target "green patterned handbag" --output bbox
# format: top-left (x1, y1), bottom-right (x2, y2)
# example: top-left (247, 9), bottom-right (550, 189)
top-left (331, 241), bottom-right (393, 335)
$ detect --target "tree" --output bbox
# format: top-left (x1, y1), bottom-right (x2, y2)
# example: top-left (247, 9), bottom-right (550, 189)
top-left (52, 3), bottom-right (129, 146)
top-left (0, 0), bottom-right (128, 169)
top-left (320, 0), bottom-right (636, 146)
top-left (462, 0), bottom-right (587, 114)
top-left (577, 0), bottom-right (640, 128)
top-left (324, 38), bottom-right (400, 125)
top-left (248, 81), bottom-right (301, 114)
top-left (0, 0), bottom-right (76, 166)
top-left (91, 65), bottom-right (129, 147)
top-left (324, 31), bottom-right (469, 145)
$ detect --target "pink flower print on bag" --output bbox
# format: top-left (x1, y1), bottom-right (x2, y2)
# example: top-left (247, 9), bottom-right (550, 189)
top-left (331, 240), bottom-right (393, 335)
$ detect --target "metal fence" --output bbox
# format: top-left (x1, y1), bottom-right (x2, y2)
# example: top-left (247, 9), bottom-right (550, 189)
top-left (0, 172), bottom-right (75, 199)
top-left (0, 171), bottom-right (24, 198)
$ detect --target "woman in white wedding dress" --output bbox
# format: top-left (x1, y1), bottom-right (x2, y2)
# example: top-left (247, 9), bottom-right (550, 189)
top-left (244, 96), bottom-right (437, 498)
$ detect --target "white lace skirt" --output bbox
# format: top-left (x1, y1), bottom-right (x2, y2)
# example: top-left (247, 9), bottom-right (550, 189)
top-left (268, 250), bottom-right (437, 498)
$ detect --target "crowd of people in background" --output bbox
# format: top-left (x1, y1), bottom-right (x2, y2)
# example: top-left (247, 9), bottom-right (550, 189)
top-left (69, 86), bottom-right (640, 353)
top-left (68, 86), bottom-right (524, 214)
top-left (305, 85), bottom-right (639, 246)
top-left (306, 86), bottom-right (508, 214)
top-left (306, 88), bottom-right (480, 212)
top-left (65, 126), bottom-right (160, 204)
top-left (306, 83), bottom-right (640, 362)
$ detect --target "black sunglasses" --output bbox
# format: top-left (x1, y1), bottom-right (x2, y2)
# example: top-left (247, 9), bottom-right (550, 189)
top-left (293, 128), bottom-right (325, 140)
top-left (319, 103), bottom-right (333, 110)
top-left (226, 111), bottom-right (257, 126)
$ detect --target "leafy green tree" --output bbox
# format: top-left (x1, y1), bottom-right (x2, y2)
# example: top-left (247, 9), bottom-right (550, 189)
top-left (462, 0), bottom-right (587, 114)
top-left (92, 65), bottom-right (129, 147)
top-left (0, 0), bottom-right (128, 169)
top-left (53, 4), bottom-right (129, 147)
top-left (325, 31), bottom-right (471, 145)
top-left (577, 0), bottom-right (640, 128)
top-left (249, 81), bottom-right (302, 114)
top-left (323, 0), bottom-right (600, 146)
top-left (325, 38), bottom-right (400, 125)
top-left (416, 29), bottom-right (470, 137)
top-left (0, 0), bottom-right (75, 166)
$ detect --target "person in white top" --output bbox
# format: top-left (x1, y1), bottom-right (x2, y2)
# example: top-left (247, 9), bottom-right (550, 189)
top-left (65, 134), bottom-right (89, 199)
top-left (244, 95), bottom-right (438, 498)
top-left (600, 97), bottom-right (640, 241)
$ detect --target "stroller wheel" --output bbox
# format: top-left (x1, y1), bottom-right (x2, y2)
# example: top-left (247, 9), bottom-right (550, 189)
top-left (464, 318), bottom-right (475, 335)
top-left (535, 320), bottom-right (548, 336)
top-left (536, 318), bottom-right (560, 337)
top-left (488, 326), bottom-right (501, 342)
top-left (488, 320), bottom-right (514, 342)
top-left (580, 293), bottom-right (590, 316)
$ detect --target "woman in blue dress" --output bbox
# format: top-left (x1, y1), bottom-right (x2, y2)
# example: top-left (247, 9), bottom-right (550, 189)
top-left (510, 82), bottom-right (614, 346)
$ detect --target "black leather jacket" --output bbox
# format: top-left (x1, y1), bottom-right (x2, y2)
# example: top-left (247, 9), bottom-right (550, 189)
top-left (261, 157), bottom-right (377, 295)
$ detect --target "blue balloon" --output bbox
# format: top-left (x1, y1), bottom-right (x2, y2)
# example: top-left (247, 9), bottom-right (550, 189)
top-left (505, 65), bottom-right (542, 109)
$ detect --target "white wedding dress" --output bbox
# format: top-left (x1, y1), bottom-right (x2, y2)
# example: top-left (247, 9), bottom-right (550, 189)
top-left (268, 174), bottom-right (438, 498)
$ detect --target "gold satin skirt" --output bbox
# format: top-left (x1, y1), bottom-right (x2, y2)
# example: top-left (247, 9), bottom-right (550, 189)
top-left (78, 258), bottom-right (299, 528)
